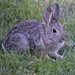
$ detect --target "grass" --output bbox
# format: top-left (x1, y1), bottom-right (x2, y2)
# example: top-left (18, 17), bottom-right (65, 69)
top-left (0, 0), bottom-right (75, 75)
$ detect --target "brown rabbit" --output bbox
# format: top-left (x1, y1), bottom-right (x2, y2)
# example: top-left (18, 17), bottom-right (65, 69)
top-left (1, 3), bottom-right (65, 59)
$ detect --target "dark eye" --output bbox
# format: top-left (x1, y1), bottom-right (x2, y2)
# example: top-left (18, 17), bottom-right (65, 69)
top-left (53, 28), bottom-right (57, 33)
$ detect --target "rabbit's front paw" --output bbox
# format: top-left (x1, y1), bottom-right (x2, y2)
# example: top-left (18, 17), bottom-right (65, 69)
top-left (58, 55), bottom-right (63, 59)
top-left (48, 51), bottom-right (63, 59)
top-left (54, 53), bottom-right (63, 59)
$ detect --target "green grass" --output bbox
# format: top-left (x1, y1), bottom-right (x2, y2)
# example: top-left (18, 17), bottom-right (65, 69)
top-left (0, 0), bottom-right (75, 75)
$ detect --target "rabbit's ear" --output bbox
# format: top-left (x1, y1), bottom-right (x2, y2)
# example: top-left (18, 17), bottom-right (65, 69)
top-left (51, 3), bottom-right (59, 20)
top-left (42, 7), bottom-right (52, 24)
top-left (42, 3), bottom-right (59, 24)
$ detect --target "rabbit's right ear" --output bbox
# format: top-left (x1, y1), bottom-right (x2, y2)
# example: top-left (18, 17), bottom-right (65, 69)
top-left (42, 6), bottom-right (52, 24)
top-left (51, 3), bottom-right (59, 21)
top-left (42, 3), bottom-right (59, 24)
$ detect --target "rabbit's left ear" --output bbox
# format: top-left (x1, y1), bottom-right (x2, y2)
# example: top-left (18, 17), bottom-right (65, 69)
top-left (51, 3), bottom-right (59, 20)
top-left (42, 6), bottom-right (52, 24)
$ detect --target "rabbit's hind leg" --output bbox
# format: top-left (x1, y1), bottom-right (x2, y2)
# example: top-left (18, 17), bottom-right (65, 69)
top-left (14, 33), bottom-right (29, 52)
top-left (4, 33), bottom-right (29, 53)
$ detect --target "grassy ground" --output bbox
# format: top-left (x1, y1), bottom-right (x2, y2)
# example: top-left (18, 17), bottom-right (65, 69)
top-left (0, 0), bottom-right (75, 75)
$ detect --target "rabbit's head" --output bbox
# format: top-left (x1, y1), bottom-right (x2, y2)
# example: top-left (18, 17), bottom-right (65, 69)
top-left (42, 3), bottom-right (65, 46)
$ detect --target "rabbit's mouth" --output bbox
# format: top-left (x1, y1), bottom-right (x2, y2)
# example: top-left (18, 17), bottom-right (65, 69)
top-left (57, 40), bottom-right (65, 47)
top-left (46, 39), bottom-right (64, 50)
top-left (59, 39), bottom-right (65, 43)
top-left (49, 38), bottom-right (64, 43)
top-left (58, 40), bottom-right (64, 48)
top-left (49, 39), bottom-right (65, 48)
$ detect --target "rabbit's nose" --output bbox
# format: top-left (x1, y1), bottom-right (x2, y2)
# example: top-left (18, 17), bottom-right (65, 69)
top-left (59, 37), bottom-right (65, 43)
top-left (62, 38), bottom-right (65, 41)
top-left (60, 34), bottom-right (65, 41)
top-left (61, 37), bottom-right (65, 42)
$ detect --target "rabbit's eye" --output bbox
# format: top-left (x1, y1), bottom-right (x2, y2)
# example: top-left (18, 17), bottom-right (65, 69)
top-left (53, 28), bottom-right (57, 33)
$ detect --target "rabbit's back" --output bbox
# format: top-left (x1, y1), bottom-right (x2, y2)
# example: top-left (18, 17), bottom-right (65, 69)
top-left (3, 20), bottom-right (41, 51)
top-left (6, 20), bottom-right (40, 36)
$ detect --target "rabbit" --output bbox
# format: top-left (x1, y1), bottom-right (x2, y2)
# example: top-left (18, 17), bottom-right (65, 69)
top-left (1, 3), bottom-right (65, 59)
